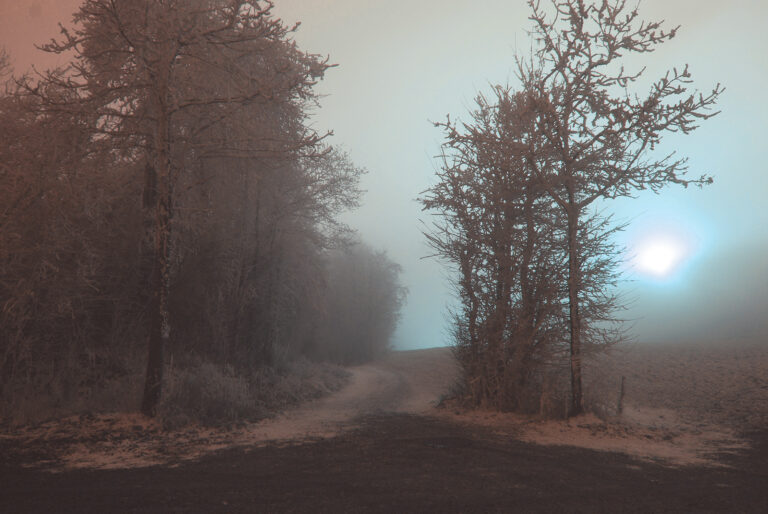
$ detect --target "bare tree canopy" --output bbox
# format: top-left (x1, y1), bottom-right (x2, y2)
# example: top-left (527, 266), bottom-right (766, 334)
top-left (422, 84), bottom-right (623, 414)
top-left (422, 0), bottom-right (720, 416)
top-left (1, 1), bottom-right (404, 424)
top-left (524, 0), bottom-right (721, 415)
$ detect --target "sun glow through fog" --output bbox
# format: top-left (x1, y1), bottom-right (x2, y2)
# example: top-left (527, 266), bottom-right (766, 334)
top-left (629, 223), bottom-right (699, 281)
top-left (636, 239), bottom-right (687, 277)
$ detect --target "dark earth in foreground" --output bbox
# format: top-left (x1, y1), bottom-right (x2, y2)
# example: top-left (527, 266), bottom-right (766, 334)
top-left (2, 414), bottom-right (766, 513)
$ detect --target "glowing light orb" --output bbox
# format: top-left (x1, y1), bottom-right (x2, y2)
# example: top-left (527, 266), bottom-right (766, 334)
top-left (633, 235), bottom-right (692, 279)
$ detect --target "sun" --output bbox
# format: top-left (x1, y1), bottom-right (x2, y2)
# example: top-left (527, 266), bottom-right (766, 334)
top-left (634, 236), bottom-right (690, 279)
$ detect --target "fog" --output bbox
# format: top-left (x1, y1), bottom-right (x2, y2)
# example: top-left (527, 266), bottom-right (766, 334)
top-left (2, 5), bottom-right (768, 506)
top-left (272, 0), bottom-right (768, 349)
top-left (3, 0), bottom-right (766, 349)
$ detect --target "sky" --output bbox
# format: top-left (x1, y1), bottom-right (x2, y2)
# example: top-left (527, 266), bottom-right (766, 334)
top-left (2, 0), bottom-right (767, 349)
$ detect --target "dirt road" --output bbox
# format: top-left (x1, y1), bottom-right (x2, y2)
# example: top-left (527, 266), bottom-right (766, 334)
top-left (246, 347), bottom-right (460, 442)
top-left (2, 345), bottom-right (767, 513)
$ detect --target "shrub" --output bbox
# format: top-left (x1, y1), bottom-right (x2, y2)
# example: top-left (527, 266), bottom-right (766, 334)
top-left (157, 358), bottom-right (350, 430)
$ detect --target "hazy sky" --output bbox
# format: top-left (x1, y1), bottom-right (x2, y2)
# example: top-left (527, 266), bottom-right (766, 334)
top-left (3, 1), bottom-right (767, 348)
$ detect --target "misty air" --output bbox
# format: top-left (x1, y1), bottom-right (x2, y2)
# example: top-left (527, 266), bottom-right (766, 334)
top-left (1, 1), bottom-right (766, 512)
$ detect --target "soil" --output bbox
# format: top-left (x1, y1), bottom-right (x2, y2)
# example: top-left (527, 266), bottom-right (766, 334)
top-left (2, 343), bottom-right (767, 513)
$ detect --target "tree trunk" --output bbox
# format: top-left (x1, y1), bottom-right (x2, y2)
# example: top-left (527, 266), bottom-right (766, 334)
top-left (565, 198), bottom-right (583, 416)
top-left (515, 192), bottom-right (537, 410)
top-left (140, 180), bottom-right (171, 416)
top-left (141, 84), bottom-right (172, 417)
top-left (139, 159), bottom-right (156, 303)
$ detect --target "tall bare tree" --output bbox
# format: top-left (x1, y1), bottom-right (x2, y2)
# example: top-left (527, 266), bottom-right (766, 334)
top-left (523, 0), bottom-right (722, 414)
top-left (27, 0), bottom-right (332, 415)
top-left (422, 83), bottom-right (623, 412)
top-left (422, 87), bottom-right (559, 409)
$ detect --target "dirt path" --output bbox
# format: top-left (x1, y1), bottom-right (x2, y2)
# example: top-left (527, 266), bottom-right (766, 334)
top-left (240, 347), bottom-right (459, 442)
top-left (2, 344), bottom-right (763, 470)
top-left (0, 348), bottom-right (460, 471)
top-left (2, 344), bottom-right (768, 512)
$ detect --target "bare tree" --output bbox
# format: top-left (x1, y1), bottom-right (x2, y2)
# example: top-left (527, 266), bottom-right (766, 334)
top-left (27, 0), bottom-right (332, 416)
top-left (170, 146), bottom-right (364, 370)
top-left (422, 82), bottom-right (623, 412)
top-left (0, 81), bottom-right (144, 411)
top-left (422, 87), bottom-right (561, 410)
top-left (523, 0), bottom-right (722, 414)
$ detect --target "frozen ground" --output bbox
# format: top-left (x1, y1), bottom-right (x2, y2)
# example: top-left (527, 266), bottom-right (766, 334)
top-left (3, 339), bottom-right (767, 470)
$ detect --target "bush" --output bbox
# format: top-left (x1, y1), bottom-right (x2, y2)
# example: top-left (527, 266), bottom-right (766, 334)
top-left (0, 351), bottom-right (144, 427)
top-left (157, 359), bottom-right (350, 430)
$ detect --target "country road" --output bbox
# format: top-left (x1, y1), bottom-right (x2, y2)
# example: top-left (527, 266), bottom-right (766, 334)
top-left (251, 347), bottom-right (459, 442)
top-left (2, 345), bottom-right (767, 513)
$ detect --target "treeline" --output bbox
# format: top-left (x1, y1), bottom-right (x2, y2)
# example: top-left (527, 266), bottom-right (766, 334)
top-left (0, 1), bottom-right (404, 425)
top-left (421, 0), bottom-right (720, 417)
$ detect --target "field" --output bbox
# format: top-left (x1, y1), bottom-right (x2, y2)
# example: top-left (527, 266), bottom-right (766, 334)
top-left (448, 339), bottom-right (768, 467)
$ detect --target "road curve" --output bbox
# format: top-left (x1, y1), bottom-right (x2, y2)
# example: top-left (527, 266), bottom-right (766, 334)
top-left (251, 347), bottom-right (459, 442)
top-left (5, 347), bottom-right (461, 471)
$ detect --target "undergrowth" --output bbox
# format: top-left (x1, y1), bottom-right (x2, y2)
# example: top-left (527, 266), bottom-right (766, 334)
top-left (158, 358), bottom-right (350, 430)
top-left (1, 354), bottom-right (350, 430)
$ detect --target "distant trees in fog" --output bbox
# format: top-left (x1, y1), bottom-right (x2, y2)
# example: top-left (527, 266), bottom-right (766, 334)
top-left (0, 1), bottom-right (404, 422)
top-left (311, 243), bottom-right (407, 365)
top-left (422, 0), bottom-right (720, 416)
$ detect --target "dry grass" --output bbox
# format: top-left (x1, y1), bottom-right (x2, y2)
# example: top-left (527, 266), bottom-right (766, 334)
top-left (583, 338), bottom-right (768, 430)
top-left (0, 358), bottom-right (351, 471)
top-left (1, 356), bottom-right (350, 431)
top-left (5, 342), bottom-right (766, 471)
top-left (158, 358), bottom-right (350, 429)
top-left (443, 338), bottom-right (768, 467)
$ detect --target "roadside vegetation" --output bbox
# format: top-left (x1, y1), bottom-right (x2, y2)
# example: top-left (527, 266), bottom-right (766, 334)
top-left (0, 1), bottom-right (404, 428)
